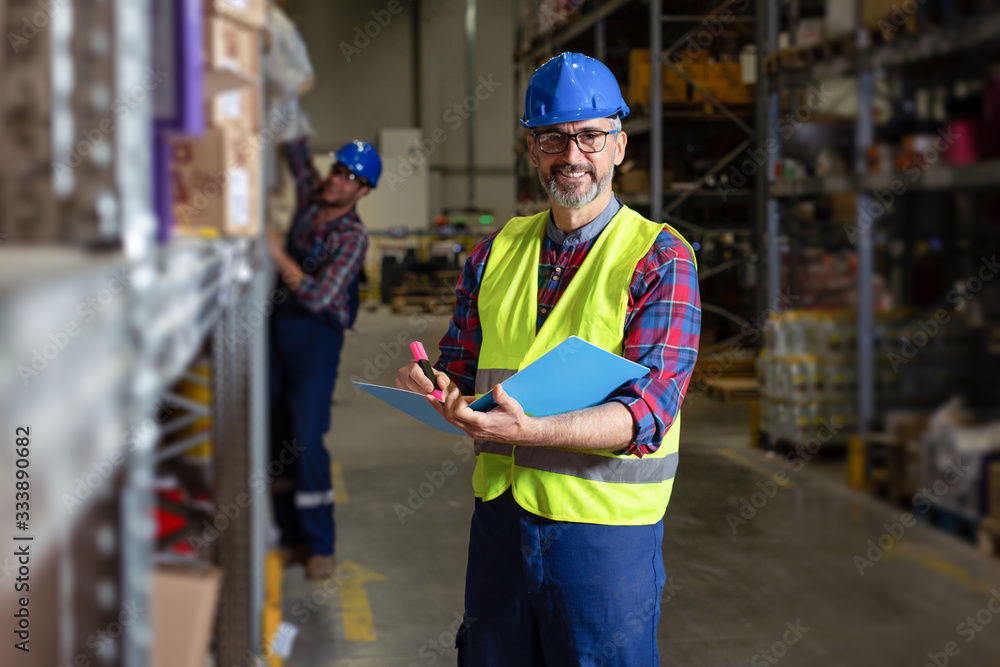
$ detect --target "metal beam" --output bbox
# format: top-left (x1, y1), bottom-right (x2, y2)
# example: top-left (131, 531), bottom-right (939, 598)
top-left (520, 0), bottom-right (634, 62)
top-left (650, 0), bottom-right (663, 225)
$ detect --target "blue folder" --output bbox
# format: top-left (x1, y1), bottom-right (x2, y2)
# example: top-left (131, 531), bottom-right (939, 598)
top-left (352, 336), bottom-right (649, 434)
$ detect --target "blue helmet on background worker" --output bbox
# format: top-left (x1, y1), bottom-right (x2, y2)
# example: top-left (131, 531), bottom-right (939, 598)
top-left (521, 52), bottom-right (630, 128)
top-left (333, 140), bottom-right (382, 188)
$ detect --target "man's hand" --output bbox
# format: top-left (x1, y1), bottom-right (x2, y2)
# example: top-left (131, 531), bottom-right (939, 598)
top-left (437, 383), bottom-right (537, 445)
top-left (395, 360), bottom-right (453, 395)
top-left (266, 226), bottom-right (304, 291)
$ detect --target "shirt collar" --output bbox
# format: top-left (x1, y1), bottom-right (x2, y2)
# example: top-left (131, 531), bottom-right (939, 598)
top-left (545, 196), bottom-right (623, 247)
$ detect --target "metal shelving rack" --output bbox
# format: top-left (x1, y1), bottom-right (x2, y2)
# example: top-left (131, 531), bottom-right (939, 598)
top-left (758, 0), bottom-right (1000, 434)
top-left (513, 0), bottom-right (758, 335)
top-left (0, 2), bottom-right (269, 665)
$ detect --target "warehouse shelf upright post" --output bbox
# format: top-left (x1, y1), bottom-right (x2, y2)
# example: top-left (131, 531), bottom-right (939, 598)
top-left (0, 1), bottom-right (271, 665)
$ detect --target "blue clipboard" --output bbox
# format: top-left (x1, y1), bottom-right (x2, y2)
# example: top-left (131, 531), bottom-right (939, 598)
top-left (468, 336), bottom-right (649, 416)
top-left (352, 336), bottom-right (648, 433)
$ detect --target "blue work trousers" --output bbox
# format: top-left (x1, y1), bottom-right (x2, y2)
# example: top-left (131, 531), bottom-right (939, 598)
top-left (269, 304), bottom-right (344, 556)
top-left (458, 489), bottom-right (666, 666)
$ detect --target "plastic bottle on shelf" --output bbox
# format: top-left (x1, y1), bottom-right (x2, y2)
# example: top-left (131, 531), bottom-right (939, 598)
top-left (790, 402), bottom-right (818, 445)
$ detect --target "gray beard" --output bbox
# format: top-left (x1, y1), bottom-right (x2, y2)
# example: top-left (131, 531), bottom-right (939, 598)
top-left (537, 147), bottom-right (616, 208)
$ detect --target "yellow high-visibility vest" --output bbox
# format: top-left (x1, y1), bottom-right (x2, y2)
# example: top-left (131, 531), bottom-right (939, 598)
top-left (473, 204), bottom-right (694, 525)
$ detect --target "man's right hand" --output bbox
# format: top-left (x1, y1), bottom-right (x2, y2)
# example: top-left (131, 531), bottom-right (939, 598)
top-left (395, 361), bottom-right (451, 395)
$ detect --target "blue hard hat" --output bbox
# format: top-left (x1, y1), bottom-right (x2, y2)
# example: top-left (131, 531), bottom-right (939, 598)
top-left (333, 140), bottom-right (382, 188)
top-left (521, 52), bottom-right (630, 128)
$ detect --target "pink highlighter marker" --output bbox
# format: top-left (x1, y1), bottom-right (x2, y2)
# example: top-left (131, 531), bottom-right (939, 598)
top-left (410, 341), bottom-right (444, 401)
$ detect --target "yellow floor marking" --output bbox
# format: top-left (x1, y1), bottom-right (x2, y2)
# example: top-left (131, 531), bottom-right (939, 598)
top-left (718, 449), bottom-right (796, 488)
top-left (338, 560), bottom-right (389, 642)
top-left (332, 461), bottom-right (348, 503)
top-left (885, 545), bottom-right (996, 594)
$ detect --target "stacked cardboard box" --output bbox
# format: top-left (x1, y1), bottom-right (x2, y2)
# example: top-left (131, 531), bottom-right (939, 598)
top-left (689, 63), bottom-right (754, 105)
top-left (152, 563), bottom-right (223, 667)
top-left (170, 1), bottom-right (264, 239)
top-left (628, 49), bottom-right (690, 109)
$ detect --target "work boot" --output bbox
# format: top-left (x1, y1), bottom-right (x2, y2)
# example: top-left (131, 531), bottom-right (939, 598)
top-left (306, 554), bottom-right (336, 581)
top-left (279, 545), bottom-right (309, 568)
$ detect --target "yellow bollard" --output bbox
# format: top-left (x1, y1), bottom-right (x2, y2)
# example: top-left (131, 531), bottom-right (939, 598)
top-left (847, 434), bottom-right (868, 490)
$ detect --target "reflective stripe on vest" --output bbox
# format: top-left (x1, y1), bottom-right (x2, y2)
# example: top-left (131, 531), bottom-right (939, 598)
top-left (473, 205), bottom-right (694, 526)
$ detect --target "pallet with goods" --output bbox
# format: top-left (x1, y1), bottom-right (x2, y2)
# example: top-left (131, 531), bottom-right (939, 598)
top-left (759, 0), bottom-right (1000, 543)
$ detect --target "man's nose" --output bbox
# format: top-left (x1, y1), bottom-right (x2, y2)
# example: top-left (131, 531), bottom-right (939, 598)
top-left (562, 136), bottom-right (586, 161)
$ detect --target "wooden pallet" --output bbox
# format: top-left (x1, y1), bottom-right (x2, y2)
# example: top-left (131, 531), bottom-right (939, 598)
top-left (704, 377), bottom-right (759, 403)
top-left (925, 502), bottom-right (979, 544)
top-left (760, 430), bottom-right (847, 458)
top-left (390, 293), bottom-right (456, 315)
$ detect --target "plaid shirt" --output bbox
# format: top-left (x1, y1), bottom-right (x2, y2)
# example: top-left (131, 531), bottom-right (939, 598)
top-left (435, 204), bottom-right (701, 457)
top-left (283, 138), bottom-right (368, 329)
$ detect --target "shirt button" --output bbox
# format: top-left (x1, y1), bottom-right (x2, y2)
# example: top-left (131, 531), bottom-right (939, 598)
top-left (552, 274), bottom-right (559, 281)
top-left (540, 307), bottom-right (548, 314)
top-left (555, 266), bottom-right (563, 273)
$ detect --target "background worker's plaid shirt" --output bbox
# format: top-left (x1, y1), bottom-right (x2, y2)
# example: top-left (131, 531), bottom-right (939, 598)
top-left (283, 138), bottom-right (368, 329)
top-left (435, 211), bottom-right (701, 457)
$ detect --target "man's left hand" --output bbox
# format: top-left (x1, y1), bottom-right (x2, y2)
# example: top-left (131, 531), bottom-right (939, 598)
top-left (430, 382), bottom-right (537, 445)
top-left (266, 226), bottom-right (304, 291)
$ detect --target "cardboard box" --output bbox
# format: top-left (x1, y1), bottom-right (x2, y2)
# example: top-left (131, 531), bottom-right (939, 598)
top-left (662, 63), bottom-right (689, 102)
top-left (152, 564), bottom-right (223, 667)
top-left (830, 192), bottom-right (857, 223)
top-left (170, 127), bottom-right (260, 238)
top-left (206, 0), bottom-right (267, 29)
top-left (628, 49), bottom-right (652, 108)
top-left (204, 15), bottom-right (260, 96)
top-left (690, 63), bottom-right (754, 104)
top-left (629, 49), bottom-right (691, 108)
top-left (207, 85), bottom-right (260, 132)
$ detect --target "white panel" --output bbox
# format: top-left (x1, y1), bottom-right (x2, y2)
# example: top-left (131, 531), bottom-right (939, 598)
top-left (357, 128), bottom-right (429, 233)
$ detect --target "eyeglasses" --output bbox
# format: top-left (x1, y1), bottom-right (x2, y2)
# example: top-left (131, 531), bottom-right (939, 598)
top-left (531, 129), bottom-right (620, 154)
top-left (329, 163), bottom-right (371, 187)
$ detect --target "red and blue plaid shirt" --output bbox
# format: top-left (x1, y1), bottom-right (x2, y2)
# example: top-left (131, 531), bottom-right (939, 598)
top-left (435, 201), bottom-right (701, 456)
top-left (283, 138), bottom-right (368, 329)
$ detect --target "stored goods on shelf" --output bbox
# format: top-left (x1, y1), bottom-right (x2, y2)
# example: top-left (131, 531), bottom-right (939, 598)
top-left (170, 127), bottom-right (261, 238)
top-left (204, 15), bottom-right (261, 95)
top-left (206, 0), bottom-right (268, 29)
top-left (152, 563), bottom-right (223, 667)
top-left (208, 86), bottom-right (261, 133)
top-left (919, 397), bottom-right (1000, 517)
top-left (628, 49), bottom-right (689, 108)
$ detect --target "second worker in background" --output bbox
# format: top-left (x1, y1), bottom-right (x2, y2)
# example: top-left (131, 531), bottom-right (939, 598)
top-left (267, 137), bottom-right (381, 581)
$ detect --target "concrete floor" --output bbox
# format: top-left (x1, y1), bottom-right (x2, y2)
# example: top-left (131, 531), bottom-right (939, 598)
top-left (282, 308), bottom-right (1000, 667)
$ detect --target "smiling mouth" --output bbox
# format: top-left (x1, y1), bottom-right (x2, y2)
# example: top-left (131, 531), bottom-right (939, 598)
top-left (554, 167), bottom-right (593, 181)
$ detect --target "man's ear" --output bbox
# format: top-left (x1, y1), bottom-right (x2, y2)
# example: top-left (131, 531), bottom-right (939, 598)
top-left (614, 131), bottom-right (627, 167)
top-left (526, 134), bottom-right (539, 168)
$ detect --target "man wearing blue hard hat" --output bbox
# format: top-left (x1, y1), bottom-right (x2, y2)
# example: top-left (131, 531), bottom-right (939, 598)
top-left (396, 52), bottom-right (701, 663)
top-left (266, 136), bottom-right (381, 580)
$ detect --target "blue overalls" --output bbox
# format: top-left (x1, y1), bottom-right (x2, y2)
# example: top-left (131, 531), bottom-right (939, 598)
top-left (269, 235), bottom-right (360, 557)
